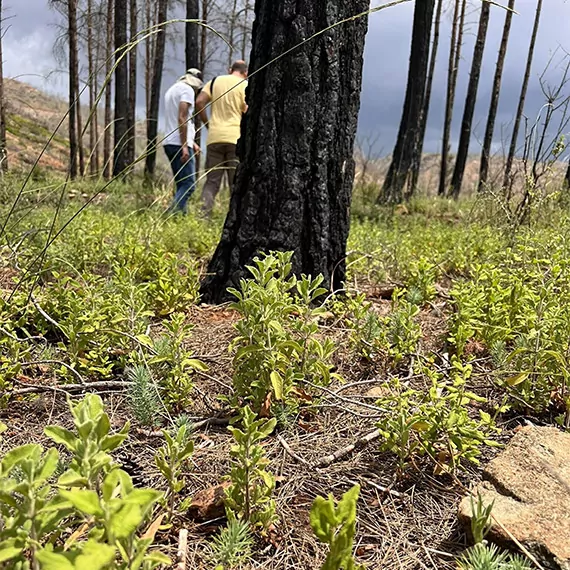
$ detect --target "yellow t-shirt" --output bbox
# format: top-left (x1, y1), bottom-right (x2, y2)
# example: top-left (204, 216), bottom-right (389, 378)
top-left (202, 74), bottom-right (247, 146)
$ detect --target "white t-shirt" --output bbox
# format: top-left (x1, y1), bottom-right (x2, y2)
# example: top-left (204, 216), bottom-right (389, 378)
top-left (163, 82), bottom-right (195, 147)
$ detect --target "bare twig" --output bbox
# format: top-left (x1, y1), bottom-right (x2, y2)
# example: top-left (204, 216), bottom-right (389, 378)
top-left (313, 428), bottom-right (382, 468)
top-left (21, 360), bottom-right (86, 384)
top-left (176, 528), bottom-right (189, 570)
top-left (277, 434), bottom-right (310, 466)
top-left (11, 380), bottom-right (131, 396)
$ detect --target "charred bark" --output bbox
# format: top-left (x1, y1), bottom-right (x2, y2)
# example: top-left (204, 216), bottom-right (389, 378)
top-left (200, 0), bottom-right (369, 303)
top-left (449, 2), bottom-right (491, 199)
top-left (379, 0), bottom-right (436, 204)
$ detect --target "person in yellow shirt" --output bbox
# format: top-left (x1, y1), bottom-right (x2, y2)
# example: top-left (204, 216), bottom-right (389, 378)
top-left (196, 60), bottom-right (248, 216)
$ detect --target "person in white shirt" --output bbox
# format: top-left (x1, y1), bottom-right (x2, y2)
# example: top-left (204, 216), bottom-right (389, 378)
top-left (163, 68), bottom-right (203, 214)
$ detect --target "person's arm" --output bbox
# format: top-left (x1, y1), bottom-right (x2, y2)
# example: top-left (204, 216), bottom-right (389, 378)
top-left (196, 90), bottom-right (211, 126)
top-left (178, 100), bottom-right (191, 162)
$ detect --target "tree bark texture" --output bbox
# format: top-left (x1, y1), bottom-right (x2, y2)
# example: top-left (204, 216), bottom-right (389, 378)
top-left (200, 0), bottom-right (369, 304)
top-left (68, 0), bottom-right (79, 179)
top-left (144, 0), bottom-right (167, 177)
top-left (438, 0), bottom-right (466, 196)
top-left (449, 2), bottom-right (491, 199)
top-left (127, 0), bottom-right (138, 166)
top-left (113, 0), bottom-right (130, 177)
top-left (103, 0), bottom-right (113, 179)
top-left (379, 0), bottom-right (436, 204)
top-left (410, 0), bottom-right (443, 195)
top-left (479, 0), bottom-right (515, 192)
top-left (87, 0), bottom-right (98, 175)
top-left (503, 0), bottom-right (543, 197)
top-left (0, 0), bottom-right (7, 172)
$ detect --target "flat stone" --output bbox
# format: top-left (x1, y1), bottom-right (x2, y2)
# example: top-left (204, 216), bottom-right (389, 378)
top-left (459, 426), bottom-right (570, 570)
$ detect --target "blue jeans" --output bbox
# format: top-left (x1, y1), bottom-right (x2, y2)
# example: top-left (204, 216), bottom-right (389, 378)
top-left (164, 145), bottom-right (197, 214)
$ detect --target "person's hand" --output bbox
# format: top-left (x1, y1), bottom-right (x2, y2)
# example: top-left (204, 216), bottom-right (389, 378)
top-left (181, 146), bottom-right (190, 164)
top-left (193, 142), bottom-right (202, 155)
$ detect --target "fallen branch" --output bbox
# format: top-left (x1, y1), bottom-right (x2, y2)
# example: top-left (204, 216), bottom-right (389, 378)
top-left (348, 477), bottom-right (403, 500)
top-left (276, 434), bottom-right (310, 466)
top-left (176, 528), bottom-right (189, 570)
top-left (313, 428), bottom-right (382, 468)
top-left (11, 380), bottom-right (131, 396)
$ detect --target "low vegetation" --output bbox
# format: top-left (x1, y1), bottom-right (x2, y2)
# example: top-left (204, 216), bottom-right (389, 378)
top-left (4, 175), bottom-right (568, 567)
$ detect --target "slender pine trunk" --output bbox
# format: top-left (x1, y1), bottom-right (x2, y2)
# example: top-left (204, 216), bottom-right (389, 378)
top-left (410, 0), bottom-right (443, 195)
top-left (144, 0), bottom-right (167, 177)
top-left (0, 0), bottom-right (8, 173)
top-left (127, 0), bottom-right (137, 166)
top-left (449, 2), bottom-right (491, 199)
top-left (479, 0), bottom-right (515, 192)
top-left (438, 0), bottom-right (466, 196)
top-left (68, 0), bottom-right (79, 179)
top-left (503, 0), bottom-right (543, 198)
top-left (103, 0), bottom-right (113, 179)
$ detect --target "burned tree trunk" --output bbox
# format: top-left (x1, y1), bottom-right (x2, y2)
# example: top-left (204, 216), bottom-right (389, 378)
top-left (503, 0), bottom-right (543, 197)
top-left (0, 0), bottom-right (7, 173)
top-left (200, 0), bottom-right (369, 303)
top-left (410, 0), bottom-right (443, 195)
top-left (186, 0), bottom-right (200, 69)
top-left (103, 0), bottom-right (114, 178)
top-left (68, 0), bottom-right (79, 179)
top-left (379, 0), bottom-right (436, 204)
top-left (479, 0), bottom-right (515, 192)
top-left (449, 1), bottom-right (491, 199)
top-left (127, 0), bottom-right (138, 166)
top-left (113, 0), bottom-right (130, 177)
top-left (143, 0), bottom-right (167, 177)
top-left (438, 0), bottom-right (466, 196)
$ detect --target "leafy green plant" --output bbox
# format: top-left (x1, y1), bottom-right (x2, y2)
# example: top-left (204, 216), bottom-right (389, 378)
top-left (310, 484), bottom-right (364, 570)
top-left (155, 424), bottom-right (194, 518)
top-left (143, 312), bottom-right (208, 413)
top-left (376, 359), bottom-right (499, 472)
top-left (225, 406), bottom-right (277, 531)
top-left (210, 519), bottom-right (253, 570)
top-left (229, 251), bottom-right (338, 413)
top-left (457, 543), bottom-right (533, 570)
top-left (45, 393), bottom-right (129, 489)
top-left (0, 394), bottom-right (169, 570)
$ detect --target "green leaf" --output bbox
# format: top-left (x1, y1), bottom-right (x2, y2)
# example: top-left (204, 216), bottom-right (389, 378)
top-left (1, 444), bottom-right (41, 473)
top-left (45, 426), bottom-right (77, 450)
top-left (0, 539), bottom-right (23, 563)
top-left (59, 489), bottom-right (103, 517)
top-left (270, 371), bottom-right (284, 401)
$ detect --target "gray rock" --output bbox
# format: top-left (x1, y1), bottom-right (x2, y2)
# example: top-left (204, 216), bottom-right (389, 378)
top-left (459, 426), bottom-right (570, 570)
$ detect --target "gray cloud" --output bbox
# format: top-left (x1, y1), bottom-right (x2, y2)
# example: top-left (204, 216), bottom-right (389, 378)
top-left (5, 0), bottom-right (570, 155)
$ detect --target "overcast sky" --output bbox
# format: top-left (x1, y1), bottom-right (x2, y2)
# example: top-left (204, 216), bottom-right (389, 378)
top-left (4, 0), bottom-right (570, 155)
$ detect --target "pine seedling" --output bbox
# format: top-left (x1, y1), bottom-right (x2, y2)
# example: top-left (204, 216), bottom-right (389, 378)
top-left (127, 364), bottom-right (162, 427)
top-left (225, 406), bottom-right (277, 531)
top-left (210, 519), bottom-right (253, 570)
top-left (310, 484), bottom-right (365, 570)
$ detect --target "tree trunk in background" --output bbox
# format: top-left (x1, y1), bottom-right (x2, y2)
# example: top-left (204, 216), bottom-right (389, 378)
top-left (87, 0), bottom-right (97, 175)
top-left (68, 0), bottom-right (79, 179)
top-left (241, 1), bottom-right (252, 60)
top-left (438, 0), bottom-right (466, 196)
top-left (144, 0), bottom-right (167, 177)
top-left (186, 0), bottom-right (200, 169)
top-left (113, 0), bottom-right (129, 177)
top-left (566, 161), bottom-right (570, 189)
top-left (449, 2), bottom-right (491, 199)
top-left (0, 0), bottom-right (8, 173)
top-left (503, 0), bottom-right (543, 198)
top-left (227, 0), bottom-right (239, 68)
top-left (379, 0), bottom-right (436, 204)
top-left (200, 0), bottom-right (369, 304)
top-left (479, 0), bottom-right (515, 192)
top-left (127, 0), bottom-right (138, 166)
top-left (103, 0), bottom-right (113, 179)
top-left (186, 0), bottom-right (200, 69)
top-left (409, 0), bottom-right (443, 195)
top-left (200, 0), bottom-right (208, 71)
